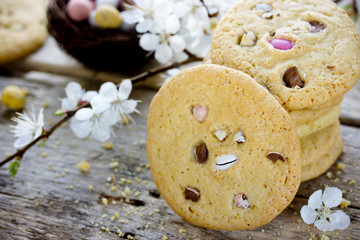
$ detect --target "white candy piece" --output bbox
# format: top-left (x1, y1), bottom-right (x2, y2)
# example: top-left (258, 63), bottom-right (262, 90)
top-left (216, 155), bottom-right (238, 170)
top-left (254, 3), bottom-right (272, 12)
top-left (96, 0), bottom-right (120, 7)
top-left (214, 130), bottom-right (228, 142)
top-left (240, 31), bottom-right (257, 47)
top-left (234, 131), bottom-right (245, 143)
top-left (261, 12), bottom-right (273, 19)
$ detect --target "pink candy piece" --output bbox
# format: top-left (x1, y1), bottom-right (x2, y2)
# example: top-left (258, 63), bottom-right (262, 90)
top-left (269, 39), bottom-right (293, 50)
top-left (192, 105), bottom-right (208, 123)
top-left (67, 0), bottom-right (95, 22)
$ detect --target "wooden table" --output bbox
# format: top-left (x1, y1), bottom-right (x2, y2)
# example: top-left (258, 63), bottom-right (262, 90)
top-left (0, 38), bottom-right (359, 240)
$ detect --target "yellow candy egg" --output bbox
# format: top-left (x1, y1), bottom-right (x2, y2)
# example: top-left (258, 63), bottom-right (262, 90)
top-left (94, 4), bottom-right (122, 29)
top-left (1, 85), bottom-right (28, 110)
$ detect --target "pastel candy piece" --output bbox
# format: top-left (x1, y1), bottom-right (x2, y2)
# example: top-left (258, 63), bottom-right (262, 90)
top-left (96, 0), bottom-right (120, 7)
top-left (67, 0), bottom-right (95, 22)
top-left (94, 4), bottom-right (122, 28)
top-left (192, 105), bottom-right (208, 122)
top-left (269, 39), bottom-right (293, 50)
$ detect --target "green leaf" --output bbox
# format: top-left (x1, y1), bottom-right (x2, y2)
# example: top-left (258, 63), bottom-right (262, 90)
top-left (38, 141), bottom-right (46, 148)
top-left (9, 160), bottom-right (21, 177)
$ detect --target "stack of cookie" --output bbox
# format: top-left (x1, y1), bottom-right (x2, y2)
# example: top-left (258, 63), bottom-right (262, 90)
top-left (206, 0), bottom-right (360, 182)
top-left (146, 0), bottom-right (360, 231)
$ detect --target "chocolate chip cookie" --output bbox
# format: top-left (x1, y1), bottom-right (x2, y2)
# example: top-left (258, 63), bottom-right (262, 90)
top-left (210, 0), bottom-right (360, 110)
top-left (147, 64), bottom-right (301, 230)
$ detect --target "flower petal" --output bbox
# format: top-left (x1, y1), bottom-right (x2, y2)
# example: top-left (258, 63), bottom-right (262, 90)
top-left (121, 10), bottom-right (144, 24)
top-left (61, 98), bottom-right (77, 110)
top-left (314, 217), bottom-right (336, 232)
top-left (118, 80), bottom-right (132, 101)
top-left (300, 205), bottom-right (318, 224)
top-left (13, 134), bottom-right (33, 148)
top-left (33, 126), bottom-right (43, 140)
top-left (70, 118), bottom-right (91, 139)
top-left (37, 108), bottom-right (44, 128)
top-left (65, 82), bottom-right (83, 100)
top-left (322, 187), bottom-right (342, 208)
top-left (82, 91), bottom-right (98, 102)
top-left (155, 42), bottom-right (172, 64)
top-left (92, 125), bottom-right (111, 142)
top-left (169, 35), bottom-right (186, 53)
top-left (165, 15), bottom-right (180, 34)
top-left (136, 19), bottom-right (153, 33)
top-left (75, 108), bottom-right (94, 121)
top-left (308, 189), bottom-right (323, 210)
top-left (139, 33), bottom-right (159, 51)
top-left (99, 82), bottom-right (118, 102)
top-left (333, 210), bottom-right (350, 230)
top-left (121, 100), bottom-right (139, 114)
top-left (91, 96), bottom-right (111, 114)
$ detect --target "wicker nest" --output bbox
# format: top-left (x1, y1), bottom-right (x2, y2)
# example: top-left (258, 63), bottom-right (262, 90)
top-left (47, 0), bottom-right (150, 72)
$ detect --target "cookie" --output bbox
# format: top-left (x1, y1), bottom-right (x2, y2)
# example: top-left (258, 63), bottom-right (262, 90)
top-left (300, 120), bottom-right (340, 167)
top-left (0, 0), bottom-right (48, 63)
top-left (296, 104), bottom-right (340, 138)
top-left (210, 0), bottom-right (360, 110)
top-left (147, 64), bottom-right (301, 230)
top-left (302, 134), bottom-right (343, 182)
top-left (289, 103), bottom-right (341, 126)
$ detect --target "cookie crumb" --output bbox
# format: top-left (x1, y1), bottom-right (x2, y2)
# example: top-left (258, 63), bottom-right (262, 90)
top-left (325, 172), bottom-right (332, 179)
top-left (102, 197), bottom-right (108, 207)
top-left (109, 161), bottom-right (119, 168)
top-left (179, 228), bottom-right (187, 234)
top-left (77, 160), bottom-right (91, 172)
top-left (88, 185), bottom-right (93, 192)
top-left (336, 163), bottom-right (345, 170)
top-left (320, 234), bottom-right (330, 240)
top-left (340, 198), bottom-right (351, 208)
top-left (348, 179), bottom-right (355, 185)
top-left (41, 152), bottom-right (48, 158)
top-left (103, 142), bottom-right (113, 150)
top-left (162, 235), bottom-right (168, 240)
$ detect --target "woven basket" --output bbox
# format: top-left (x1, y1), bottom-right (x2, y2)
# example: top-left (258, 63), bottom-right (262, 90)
top-left (47, 0), bottom-right (150, 72)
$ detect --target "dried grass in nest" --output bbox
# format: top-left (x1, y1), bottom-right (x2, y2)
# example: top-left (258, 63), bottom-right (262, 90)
top-left (47, 0), bottom-right (151, 72)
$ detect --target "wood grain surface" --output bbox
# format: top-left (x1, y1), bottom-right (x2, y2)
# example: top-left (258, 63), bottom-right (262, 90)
top-left (0, 69), bottom-right (359, 240)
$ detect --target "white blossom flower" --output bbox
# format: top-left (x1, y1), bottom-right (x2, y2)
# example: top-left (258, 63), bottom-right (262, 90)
top-left (11, 107), bottom-right (44, 148)
top-left (203, 0), bottom-right (238, 17)
top-left (70, 104), bottom-right (114, 142)
top-left (122, 0), bottom-right (171, 33)
top-left (139, 15), bottom-right (187, 64)
top-left (61, 82), bottom-right (97, 111)
top-left (92, 80), bottom-right (140, 125)
top-left (301, 187), bottom-right (350, 232)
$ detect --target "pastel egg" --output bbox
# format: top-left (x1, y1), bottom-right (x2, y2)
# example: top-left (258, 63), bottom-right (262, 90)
top-left (66, 0), bottom-right (95, 22)
top-left (94, 4), bottom-right (122, 28)
top-left (96, 0), bottom-right (120, 7)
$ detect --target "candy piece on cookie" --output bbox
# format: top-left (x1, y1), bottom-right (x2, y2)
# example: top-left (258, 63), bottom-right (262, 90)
top-left (210, 0), bottom-right (360, 110)
top-left (147, 64), bottom-right (301, 231)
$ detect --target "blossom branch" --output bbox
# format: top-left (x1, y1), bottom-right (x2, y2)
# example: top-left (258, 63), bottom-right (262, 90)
top-left (0, 104), bottom-right (88, 168)
top-left (0, 57), bottom-right (202, 169)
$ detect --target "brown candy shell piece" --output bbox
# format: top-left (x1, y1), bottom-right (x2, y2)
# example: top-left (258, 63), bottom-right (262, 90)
top-left (185, 187), bottom-right (200, 202)
top-left (309, 21), bottom-right (326, 33)
top-left (283, 66), bottom-right (304, 88)
top-left (267, 152), bottom-right (286, 162)
top-left (194, 142), bottom-right (208, 164)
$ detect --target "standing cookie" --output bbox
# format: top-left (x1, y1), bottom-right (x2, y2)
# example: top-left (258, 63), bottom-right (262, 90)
top-left (0, 0), bottom-right (48, 63)
top-left (210, 0), bottom-right (360, 110)
top-left (147, 64), bottom-right (301, 230)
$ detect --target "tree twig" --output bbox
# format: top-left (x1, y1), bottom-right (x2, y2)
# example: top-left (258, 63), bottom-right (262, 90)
top-left (0, 57), bottom-right (202, 168)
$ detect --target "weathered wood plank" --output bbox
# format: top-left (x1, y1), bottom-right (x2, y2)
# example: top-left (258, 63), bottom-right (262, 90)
top-left (0, 73), bottom-right (359, 239)
top-left (341, 81), bottom-right (360, 127)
